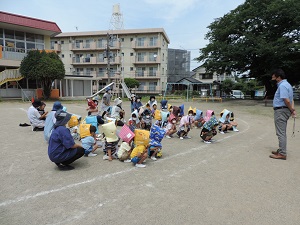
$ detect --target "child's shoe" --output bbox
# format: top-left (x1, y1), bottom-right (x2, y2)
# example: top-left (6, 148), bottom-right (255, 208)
top-left (183, 136), bottom-right (191, 139)
top-left (88, 152), bottom-right (97, 157)
top-left (203, 140), bottom-right (212, 144)
top-left (166, 135), bottom-right (172, 139)
top-left (135, 163), bottom-right (146, 168)
top-left (233, 126), bottom-right (239, 132)
top-left (151, 156), bottom-right (157, 161)
top-left (124, 159), bottom-right (132, 163)
top-left (220, 131), bottom-right (225, 134)
top-left (103, 155), bottom-right (110, 160)
top-left (180, 137), bottom-right (184, 140)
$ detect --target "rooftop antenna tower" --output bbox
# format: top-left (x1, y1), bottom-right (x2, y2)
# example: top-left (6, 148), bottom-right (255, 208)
top-left (109, 4), bottom-right (124, 30)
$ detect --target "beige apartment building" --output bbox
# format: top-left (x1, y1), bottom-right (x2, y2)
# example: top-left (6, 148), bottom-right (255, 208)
top-left (51, 28), bottom-right (170, 97)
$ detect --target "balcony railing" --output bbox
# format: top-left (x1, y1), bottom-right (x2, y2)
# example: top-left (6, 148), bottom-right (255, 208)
top-left (130, 71), bottom-right (160, 79)
top-left (131, 40), bottom-right (161, 49)
top-left (131, 55), bottom-right (160, 64)
top-left (71, 56), bottom-right (120, 65)
top-left (70, 41), bottom-right (120, 51)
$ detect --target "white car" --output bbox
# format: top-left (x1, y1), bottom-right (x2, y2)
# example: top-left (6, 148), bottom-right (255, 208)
top-left (230, 90), bottom-right (245, 99)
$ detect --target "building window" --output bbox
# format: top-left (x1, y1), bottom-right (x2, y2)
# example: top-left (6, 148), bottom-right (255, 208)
top-left (130, 38), bottom-right (133, 41)
top-left (130, 67), bottom-right (134, 71)
top-left (62, 54), bottom-right (64, 58)
top-left (137, 52), bottom-right (145, 62)
top-left (202, 74), bottom-right (213, 79)
top-left (15, 31), bottom-right (24, 40)
top-left (61, 40), bottom-right (64, 44)
top-left (149, 82), bottom-right (157, 91)
top-left (5, 29), bottom-right (14, 39)
top-left (26, 33), bottom-right (35, 42)
top-left (136, 67), bottom-right (145, 77)
top-left (130, 53), bottom-right (134, 56)
top-left (149, 67), bottom-right (157, 76)
top-left (120, 38), bottom-right (124, 42)
top-left (149, 52), bottom-right (157, 61)
top-left (138, 82), bottom-right (145, 91)
top-left (149, 37), bottom-right (158, 46)
top-left (137, 37), bottom-right (145, 46)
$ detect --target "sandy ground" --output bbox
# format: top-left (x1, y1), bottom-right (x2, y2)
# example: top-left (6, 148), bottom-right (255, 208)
top-left (0, 99), bottom-right (299, 225)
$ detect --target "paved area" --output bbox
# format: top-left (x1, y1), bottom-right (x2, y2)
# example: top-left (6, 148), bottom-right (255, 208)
top-left (0, 99), bottom-right (299, 225)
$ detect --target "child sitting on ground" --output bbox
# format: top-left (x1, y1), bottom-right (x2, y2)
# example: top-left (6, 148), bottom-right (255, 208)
top-left (148, 125), bottom-right (165, 160)
top-left (38, 102), bottom-right (48, 120)
top-left (219, 109), bottom-right (239, 133)
top-left (141, 108), bottom-right (152, 131)
top-left (81, 125), bottom-right (98, 157)
top-left (130, 145), bottom-right (148, 168)
top-left (200, 111), bottom-right (219, 144)
top-left (165, 114), bottom-right (177, 138)
top-left (193, 109), bottom-right (205, 128)
top-left (177, 109), bottom-right (194, 140)
top-left (117, 140), bottom-right (133, 162)
top-left (128, 110), bottom-right (141, 132)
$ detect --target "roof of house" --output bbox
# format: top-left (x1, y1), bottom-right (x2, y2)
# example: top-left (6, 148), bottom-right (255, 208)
top-left (0, 11), bottom-right (61, 36)
top-left (176, 77), bottom-right (202, 83)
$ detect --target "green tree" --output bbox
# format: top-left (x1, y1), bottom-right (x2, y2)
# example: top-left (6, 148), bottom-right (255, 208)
top-left (197, 0), bottom-right (300, 91)
top-left (124, 78), bottom-right (140, 90)
top-left (221, 79), bottom-right (235, 94)
top-left (20, 50), bottom-right (65, 99)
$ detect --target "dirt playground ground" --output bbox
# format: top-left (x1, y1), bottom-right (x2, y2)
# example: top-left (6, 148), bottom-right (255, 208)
top-left (0, 99), bottom-right (299, 225)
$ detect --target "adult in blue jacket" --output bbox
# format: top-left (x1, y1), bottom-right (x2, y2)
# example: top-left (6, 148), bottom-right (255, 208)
top-left (48, 110), bottom-right (84, 170)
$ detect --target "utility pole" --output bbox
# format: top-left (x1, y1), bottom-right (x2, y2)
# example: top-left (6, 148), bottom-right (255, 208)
top-left (106, 33), bottom-right (111, 84)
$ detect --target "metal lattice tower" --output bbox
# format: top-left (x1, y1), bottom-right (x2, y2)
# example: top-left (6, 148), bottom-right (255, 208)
top-left (109, 4), bottom-right (124, 30)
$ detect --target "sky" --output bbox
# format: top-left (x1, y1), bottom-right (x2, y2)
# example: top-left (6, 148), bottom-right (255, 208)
top-left (2, 0), bottom-right (245, 69)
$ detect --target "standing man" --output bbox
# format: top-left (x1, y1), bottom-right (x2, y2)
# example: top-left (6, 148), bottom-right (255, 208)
top-left (100, 86), bottom-right (112, 117)
top-left (269, 69), bottom-right (296, 160)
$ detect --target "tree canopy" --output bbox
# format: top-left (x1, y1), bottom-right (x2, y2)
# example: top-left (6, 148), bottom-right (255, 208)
top-left (124, 78), bottom-right (140, 89)
top-left (20, 50), bottom-right (65, 99)
top-left (197, 0), bottom-right (300, 87)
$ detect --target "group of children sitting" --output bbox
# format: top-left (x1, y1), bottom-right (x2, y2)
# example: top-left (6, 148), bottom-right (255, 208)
top-left (41, 94), bottom-right (239, 168)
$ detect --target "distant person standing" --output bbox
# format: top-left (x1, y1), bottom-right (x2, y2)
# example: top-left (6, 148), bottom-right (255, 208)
top-left (269, 69), bottom-right (296, 160)
top-left (100, 87), bottom-right (112, 117)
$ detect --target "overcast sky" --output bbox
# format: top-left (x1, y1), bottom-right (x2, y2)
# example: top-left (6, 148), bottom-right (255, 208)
top-left (2, 0), bottom-right (245, 69)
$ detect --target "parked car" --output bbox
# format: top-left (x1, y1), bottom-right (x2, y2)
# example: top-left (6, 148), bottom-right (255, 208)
top-left (230, 90), bottom-right (245, 99)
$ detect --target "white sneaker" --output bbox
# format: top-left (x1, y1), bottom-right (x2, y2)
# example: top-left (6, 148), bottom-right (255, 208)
top-left (151, 156), bottom-right (157, 161)
top-left (204, 140), bottom-right (212, 144)
top-left (180, 137), bottom-right (184, 140)
top-left (88, 152), bottom-right (97, 157)
top-left (103, 155), bottom-right (109, 160)
top-left (220, 131), bottom-right (225, 134)
top-left (184, 136), bottom-right (191, 139)
top-left (166, 135), bottom-right (171, 139)
top-left (135, 163), bottom-right (146, 168)
top-left (124, 159), bottom-right (132, 163)
top-left (233, 128), bottom-right (239, 132)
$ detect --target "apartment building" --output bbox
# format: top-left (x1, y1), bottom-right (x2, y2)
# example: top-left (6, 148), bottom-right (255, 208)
top-left (0, 11), bottom-right (61, 98)
top-left (51, 28), bottom-right (170, 97)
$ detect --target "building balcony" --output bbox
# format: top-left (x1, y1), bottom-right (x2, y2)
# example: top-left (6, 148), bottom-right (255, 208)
top-left (71, 56), bottom-right (120, 65)
top-left (131, 55), bottom-right (160, 64)
top-left (131, 40), bottom-right (161, 49)
top-left (53, 43), bottom-right (61, 52)
top-left (129, 71), bottom-right (160, 79)
top-left (69, 41), bottom-right (121, 51)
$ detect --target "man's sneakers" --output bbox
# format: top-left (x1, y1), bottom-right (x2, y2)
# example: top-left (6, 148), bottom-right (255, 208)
top-left (135, 163), bottom-right (146, 168)
top-left (55, 163), bottom-right (74, 171)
